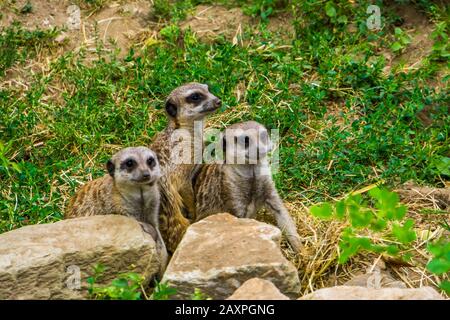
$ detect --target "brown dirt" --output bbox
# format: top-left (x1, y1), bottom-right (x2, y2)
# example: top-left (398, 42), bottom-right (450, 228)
top-left (180, 5), bottom-right (294, 44)
top-left (0, 0), bottom-right (154, 91)
top-left (0, 0), bottom-right (152, 59)
top-left (180, 5), bottom-right (251, 43)
top-left (382, 4), bottom-right (435, 74)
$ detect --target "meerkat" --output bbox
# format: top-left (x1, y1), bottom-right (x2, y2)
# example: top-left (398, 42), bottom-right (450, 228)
top-left (150, 82), bottom-right (222, 253)
top-left (192, 121), bottom-right (302, 252)
top-left (65, 147), bottom-right (168, 272)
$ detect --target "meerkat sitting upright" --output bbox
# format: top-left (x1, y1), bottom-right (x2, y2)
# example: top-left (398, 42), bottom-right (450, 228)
top-left (150, 82), bottom-right (222, 252)
top-left (65, 146), bottom-right (168, 269)
top-left (193, 121), bottom-right (302, 252)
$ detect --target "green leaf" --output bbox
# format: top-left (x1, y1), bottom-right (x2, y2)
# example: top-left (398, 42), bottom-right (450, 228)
top-left (310, 202), bottom-right (333, 219)
top-left (370, 218), bottom-right (387, 231)
top-left (427, 242), bottom-right (448, 256)
top-left (439, 280), bottom-right (450, 294)
top-left (124, 272), bottom-right (143, 283)
top-left (93, 263), bottom-right (106, 275)
top-left (335, 200), bottom-right (346, 220)
top-left (393, 205), bottom-right (407, 220)
top-left (426, 259), bottom-right (450, 275)
top-left (391, 42), bottom-right (403, 52)
top-left (349, 206), bottom-right (373, 228)
top-left (391, 219), bottom-right (416, 244)
top-left (111, 278), bottom-right (129, 288)
top-left (433, 156), bottom-right (450, 176)
top-left (386, 244), bottom-right (400, 255)
top-left (325, 2), bottom-right (337, 17)
top-left (337, 15), bottom-right (348, 24)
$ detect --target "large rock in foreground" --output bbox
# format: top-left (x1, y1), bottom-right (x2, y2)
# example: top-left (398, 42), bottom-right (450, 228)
top-left (227, 278), bottom-right (290, 300)
top-left (0, 215), bottom-right (162, 299)
top-left (299, 286), bottom-right (443, 300)
top-left (162, 213), bottom-right (300, 299)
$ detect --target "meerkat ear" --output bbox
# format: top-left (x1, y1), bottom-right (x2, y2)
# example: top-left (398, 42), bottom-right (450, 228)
top-left (106, 160), bottom-right (115, 177)
top-left (165, 100), bottom-right (177, 118)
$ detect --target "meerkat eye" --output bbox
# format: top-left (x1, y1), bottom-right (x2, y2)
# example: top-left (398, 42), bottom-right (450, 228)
top-left (188, 92), bottom-right (202, 102)
top-left (147, 156), bottom-right (155, 167)
top-left (125, 159), bottom-right (135, 168)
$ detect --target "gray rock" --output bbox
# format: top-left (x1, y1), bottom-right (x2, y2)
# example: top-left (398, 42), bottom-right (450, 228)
top-left (344, 261), bottom-right (406, 289)
top-left (299, 286), bottom-right (444, 300)
top-left (0, 215), bottom-right (162, 299)
top-left (162, 213), bottom-right (300, 299)
top-left (227, 278), bottom-right (290, 300)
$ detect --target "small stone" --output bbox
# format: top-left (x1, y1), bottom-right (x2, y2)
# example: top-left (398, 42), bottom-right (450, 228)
top-left (299, 286), bottom-right (444, 300)
top-left (54, 33), bottom-right (68, 43)
top-left (227, 278), bottom-right (290, 300)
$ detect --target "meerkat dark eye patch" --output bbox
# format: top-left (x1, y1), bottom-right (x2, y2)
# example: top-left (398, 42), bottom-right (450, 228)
top-left (106, 160), bottom-right (115, 177)
top-left (186, 92), bottom-right (204, 104)
top-left (165, 101), bottom-right (177, 118)
top-left (121, 158), bottom-right (136, 170)
top-left (147, 156), bottom-right (156, 168)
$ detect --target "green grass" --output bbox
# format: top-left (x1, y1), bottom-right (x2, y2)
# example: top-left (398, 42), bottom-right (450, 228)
top-left (0, 0), bottom-right (449, 233)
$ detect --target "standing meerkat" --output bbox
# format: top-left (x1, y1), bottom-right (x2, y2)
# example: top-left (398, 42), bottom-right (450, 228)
top-left (193, 121), bottom-right (302, 252)
top-left (65, 146), bottom-right (168, 270)
top-left (150, 82), bottom-right (222, 252)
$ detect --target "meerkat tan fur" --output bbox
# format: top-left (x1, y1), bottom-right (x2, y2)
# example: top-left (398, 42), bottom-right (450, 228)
top-left (65, 147), bottom-right (168, 270)
top-left (192, 121), bottom-right (302, 252)
top-left (150, 82), bottom-right (222, 252)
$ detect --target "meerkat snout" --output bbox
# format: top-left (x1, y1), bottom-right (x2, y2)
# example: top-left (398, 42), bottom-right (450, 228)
top-left (213, 97), bottom-right (222, 108)
top-left (107, 146), bottom-right (161, 186)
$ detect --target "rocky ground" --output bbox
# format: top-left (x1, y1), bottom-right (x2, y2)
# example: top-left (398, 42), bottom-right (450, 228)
top-left (0, 214), bottom-right (445, 299)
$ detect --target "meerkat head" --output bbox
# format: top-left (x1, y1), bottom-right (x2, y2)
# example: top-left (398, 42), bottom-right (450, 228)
top-left (164, 82), bottom-right (222, 125)
top-left (223, 121), bottom-right (272, 164)
top-left (106, 147), bottom-right (162, 186)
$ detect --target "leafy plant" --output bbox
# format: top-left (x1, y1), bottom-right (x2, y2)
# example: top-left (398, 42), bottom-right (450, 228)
top-left (0, 141), bottom-right (22, 177)
top-left (426, 241), bottom-right (450, 294)
top-left (324, 1), bottom-right (348, 24)
top-left (431, 156), bottom-right (450, 177)
top-left (151, 0), bottom-right (193, 22)
top-left (391, 27), bottom-right (412, 53)
top-left (0, 23), bottom-right (59, 76)
top-left (191, 288), bottom-right (212, 300)
top-left (20, 1), bottom-right (33, 14)
top-left (151, 281), bottom-right (178, 300)
top-left (430, 21), bottom-right (449, 61)
top-left (87, 264), bottom-right (145, 300)
top-left (310, 187), bottom-right (449, 294)
top-left (310, 187), bottom-right (415, 263)
top-left (242, 0), bottom-right (286, 21)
